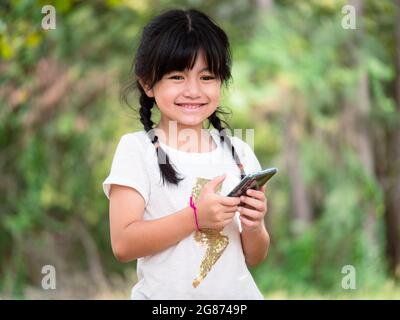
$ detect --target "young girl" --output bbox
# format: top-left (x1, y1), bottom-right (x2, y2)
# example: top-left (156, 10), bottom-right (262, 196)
top-left (102, 8), bottom-right (270, 300)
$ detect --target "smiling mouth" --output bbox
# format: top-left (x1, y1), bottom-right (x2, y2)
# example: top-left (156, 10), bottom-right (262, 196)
top-left (175, 103), bottom-right (207, 110)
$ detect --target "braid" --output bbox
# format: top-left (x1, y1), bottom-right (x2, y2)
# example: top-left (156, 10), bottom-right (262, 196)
top-left (137, 82), bottom-right (184, 186)
top-left (208, 110), bottom-right (246, 180)
top-left (139, 93), bottom-right (155, 132)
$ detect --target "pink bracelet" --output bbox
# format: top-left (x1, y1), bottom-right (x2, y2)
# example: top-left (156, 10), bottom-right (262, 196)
top-left (189, 195), bottom-right (200, 231)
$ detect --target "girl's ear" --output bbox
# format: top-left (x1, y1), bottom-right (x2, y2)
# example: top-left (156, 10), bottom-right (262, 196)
top-left (138, 79), bottom-right (155, 98)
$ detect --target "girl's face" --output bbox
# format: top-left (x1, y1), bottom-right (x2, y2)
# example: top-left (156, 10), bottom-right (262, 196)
top-left (143, 50), bottom-right (222, 131)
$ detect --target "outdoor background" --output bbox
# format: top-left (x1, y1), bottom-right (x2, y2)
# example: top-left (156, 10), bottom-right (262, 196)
top-left (1, 0), bottom-right (399, 299)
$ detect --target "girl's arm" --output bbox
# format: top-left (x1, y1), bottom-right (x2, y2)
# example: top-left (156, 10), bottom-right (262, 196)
top-left (240, 223), bottom-right (270, 267)
top-left (238, 187), bottom-right (270, 267)
top-left (109, 184), bottom-right (196, 262)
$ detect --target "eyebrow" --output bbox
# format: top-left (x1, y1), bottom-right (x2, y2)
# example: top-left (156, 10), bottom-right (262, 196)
top-left (167, 67), bottom-right (211, 75)
top-left (185, 67), bottom-right (210, 73)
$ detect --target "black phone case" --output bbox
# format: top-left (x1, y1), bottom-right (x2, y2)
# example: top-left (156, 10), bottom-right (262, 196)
top-left (227, 168), bottom-right (277, 197)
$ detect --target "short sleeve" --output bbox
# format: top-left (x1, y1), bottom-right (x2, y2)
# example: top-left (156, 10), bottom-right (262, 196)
top-left (102, 134), bottom-right (150, 205)
top-left (242, 141), bottom-right (262, 173)
top-left (232, 137), bottom-right (262, 174)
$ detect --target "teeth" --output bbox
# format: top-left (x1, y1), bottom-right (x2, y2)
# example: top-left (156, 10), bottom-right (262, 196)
top-left (178, 104), bottom-right (203, 109)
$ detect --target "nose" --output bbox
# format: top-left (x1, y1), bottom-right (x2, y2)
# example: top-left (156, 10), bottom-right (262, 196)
top-left (183, 77), bottom-right (201, 99)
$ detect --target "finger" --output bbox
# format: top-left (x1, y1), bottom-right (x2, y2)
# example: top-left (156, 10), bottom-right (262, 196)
top-left (221, 208), bottom-right (238, 219)
top-left (219, 195), bottom-right (241, 206)
top-left (222, 203), bottom-right (240, 212)
top-left (223, 217), bottom-right (234, 227)
top-left (241, 202), bottom-right (268, 215)
top-left (206, 174), bottom-right (226, 191)
top-left (260, 185), bottom-right (266, 193)
top-left (222, 208), bottom-right (238, 216)
top-left (239, 215), bottom-right (260, 228)
top-left (244, 188), bottom-right (266, 201)
top-left (238, 206), bottom-right (264, 220)
top-left (239, 195), bottom-right (265, 212)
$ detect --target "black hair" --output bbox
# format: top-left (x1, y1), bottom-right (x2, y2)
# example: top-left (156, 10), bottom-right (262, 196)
top-left (122, 8), bottom-right (246, 186)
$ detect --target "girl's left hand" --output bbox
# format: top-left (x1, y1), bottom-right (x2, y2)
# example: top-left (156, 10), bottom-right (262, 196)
top-left (238, 185), bottom-right (267, 231)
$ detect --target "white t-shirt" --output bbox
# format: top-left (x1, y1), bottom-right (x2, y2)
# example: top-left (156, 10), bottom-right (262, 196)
top-left (102, 129), bottom-right (264, 300)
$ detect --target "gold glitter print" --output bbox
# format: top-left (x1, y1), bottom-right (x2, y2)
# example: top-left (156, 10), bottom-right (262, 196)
top-left (190, 177), bottom-right (229, 288)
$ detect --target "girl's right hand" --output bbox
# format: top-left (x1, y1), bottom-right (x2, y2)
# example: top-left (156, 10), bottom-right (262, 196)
top-left (194, 175), bottom-right (241, 231)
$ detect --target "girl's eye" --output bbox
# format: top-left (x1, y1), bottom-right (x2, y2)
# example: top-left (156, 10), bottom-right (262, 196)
top-left (201, 75), bottom-right (216, 81)
top-left (168, 75), bottom-right (184, 80)
top-left (167, 74), bottom-right (216, 81)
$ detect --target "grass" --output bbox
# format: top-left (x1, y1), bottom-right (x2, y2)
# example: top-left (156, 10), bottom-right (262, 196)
top-left (264, 281), bottom-right (400, 299)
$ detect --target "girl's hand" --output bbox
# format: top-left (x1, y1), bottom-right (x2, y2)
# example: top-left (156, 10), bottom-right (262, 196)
top-left (238, 185), bottom-right (267, 232)
top-left (195, 175), bottom-right (241, 231)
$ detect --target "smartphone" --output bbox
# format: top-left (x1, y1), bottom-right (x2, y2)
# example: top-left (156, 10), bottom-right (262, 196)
top-left (227, 167), bottom-right (278, 197)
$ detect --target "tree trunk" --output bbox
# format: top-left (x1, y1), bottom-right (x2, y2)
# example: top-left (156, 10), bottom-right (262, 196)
top-left (383, 0), bottom-right (400, 279)
top-left (284, 100), bottom-right (312, 236)
top-left (345, 0), bottom-right (379, 262)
